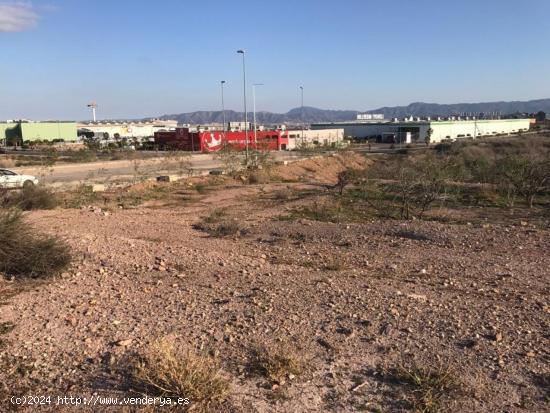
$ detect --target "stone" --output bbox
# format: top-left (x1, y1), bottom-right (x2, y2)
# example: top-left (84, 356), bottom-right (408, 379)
top-left (156, 175), bottom-right (179, 183)
top-left (91, 184), bottom-right (106, 193)
top-left (116, 339), bottom-right (132, 347)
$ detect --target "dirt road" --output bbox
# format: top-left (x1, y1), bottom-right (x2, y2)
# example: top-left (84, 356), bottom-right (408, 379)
top-left (11, 151), bottom-right (308, 187)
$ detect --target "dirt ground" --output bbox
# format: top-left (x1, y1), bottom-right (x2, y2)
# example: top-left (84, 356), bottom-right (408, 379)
top-left (0, 153), bottom-right (548, 412)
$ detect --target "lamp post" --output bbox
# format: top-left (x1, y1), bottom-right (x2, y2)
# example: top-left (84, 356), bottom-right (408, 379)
top-left (300, 86), bottom-right (304, 145)
top-left (237, 50), bottom-right (248, 164)
top-left (253, 83), bottom-right (264, 159)
top-left (220, 80), bottom-right (226, 139)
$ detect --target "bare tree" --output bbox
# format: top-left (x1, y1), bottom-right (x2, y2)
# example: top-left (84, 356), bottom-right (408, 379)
top-left (497, 155), bottom-right (550, 208)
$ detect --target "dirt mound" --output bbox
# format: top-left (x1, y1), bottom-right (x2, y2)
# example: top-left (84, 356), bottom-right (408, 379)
top-left (273, 152), bottom-right (369, 184)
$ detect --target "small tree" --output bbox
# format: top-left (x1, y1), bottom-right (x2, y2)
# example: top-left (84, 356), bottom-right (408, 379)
top-left (497, 155), bottom-right (550, 208)
top-left (389, 155), bottom-right (461, 219)
top-left (214, 144), bottom-right (244, 177)
top-left (335, 168), bottom-right (363, 196)
top-left (425, 128), bottom-right (433, 146)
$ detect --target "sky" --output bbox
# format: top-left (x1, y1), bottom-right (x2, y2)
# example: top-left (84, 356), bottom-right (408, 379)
top-left (1, 0), bottom-right (549, 120)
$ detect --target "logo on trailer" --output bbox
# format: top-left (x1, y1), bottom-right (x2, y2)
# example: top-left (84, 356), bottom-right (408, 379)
top-left (203, 133), bottom-right (222, 151)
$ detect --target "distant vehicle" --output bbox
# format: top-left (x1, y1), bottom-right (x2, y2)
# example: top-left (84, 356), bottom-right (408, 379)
top-left (0, 169), bottom-right (39, 189)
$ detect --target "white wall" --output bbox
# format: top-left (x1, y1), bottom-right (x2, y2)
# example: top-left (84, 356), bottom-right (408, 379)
top-left (287, 128), bottom-right (344, 150)
top-left (430, 119), bottom-right (530, 142)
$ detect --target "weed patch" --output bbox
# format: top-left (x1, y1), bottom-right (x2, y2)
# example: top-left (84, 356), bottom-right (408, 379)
top-left (0, 209), bottom-right (71, 279)
top-left (382, 358), bottom-right (463, 413)
top-left (130, 338), bottom-right (230, 411)
top-left (250, 342), bottom-right (305, 387)
top-left (1, 186), bottom-right (57, 210)
top-left (193, 212), bottom-right (247, 237)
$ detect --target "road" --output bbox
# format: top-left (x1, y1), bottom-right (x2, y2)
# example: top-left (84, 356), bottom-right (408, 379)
top-left (10, 151), bottom-right (311, 187)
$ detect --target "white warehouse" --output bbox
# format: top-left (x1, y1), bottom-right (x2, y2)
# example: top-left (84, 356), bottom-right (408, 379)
top-left (312, 118), bottom-right (531, 143)
top-left (286, 128), bottom-right (344, 150)
top-left (428, 119), bottom-right (530, 142)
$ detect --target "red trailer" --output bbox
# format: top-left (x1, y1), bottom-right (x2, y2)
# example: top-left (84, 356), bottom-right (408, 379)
top-left (154, 128), bottom-right (288, 152)
top-left (154, 128), bottom-right (200, 151)
top-left (195, 130), bottom-right (288, 152)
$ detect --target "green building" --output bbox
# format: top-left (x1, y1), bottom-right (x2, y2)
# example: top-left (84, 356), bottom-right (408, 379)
top-left (0, 121), bottom-right (77, 145)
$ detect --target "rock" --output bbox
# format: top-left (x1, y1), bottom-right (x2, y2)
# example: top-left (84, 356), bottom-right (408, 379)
top-left (115, 339), bottom-right (132, 347)
top-left (156, 175), bottom-right (178, 183)
top-left (408, 293), bottom-right (427, 301)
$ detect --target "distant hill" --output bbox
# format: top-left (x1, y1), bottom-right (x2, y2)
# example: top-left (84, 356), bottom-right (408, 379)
top-left (365, 99), bottom-right (550, 119)
top-left (157, 99), bottom-right (550, 124)
top-left (158, 107), bottom-right (358, 125)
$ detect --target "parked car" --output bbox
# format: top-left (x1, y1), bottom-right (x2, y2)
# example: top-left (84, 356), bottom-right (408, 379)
top-left (0, 169), bottom-right (39, 189)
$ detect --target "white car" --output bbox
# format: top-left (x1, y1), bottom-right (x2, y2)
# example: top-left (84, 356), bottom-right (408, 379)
top-left (0, 169), bottom-right (39, 189)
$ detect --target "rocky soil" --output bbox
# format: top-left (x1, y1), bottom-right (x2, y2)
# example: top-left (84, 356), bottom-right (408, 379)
top-left (0, 154), bottom-right (548, 412)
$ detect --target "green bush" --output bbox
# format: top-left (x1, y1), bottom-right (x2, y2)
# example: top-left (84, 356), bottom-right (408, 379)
top-left (0, 210), bottom-right (71, 278)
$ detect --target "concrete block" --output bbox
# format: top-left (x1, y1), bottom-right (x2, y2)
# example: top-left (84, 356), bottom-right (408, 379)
top-left (209, 169), bottom-right (226, 176)
top-left (91, 184), bottom-right (106, 192)
top-left (156, 175), bottom-right (179, 182)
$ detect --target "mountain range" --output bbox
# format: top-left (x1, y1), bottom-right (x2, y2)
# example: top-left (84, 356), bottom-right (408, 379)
top-left (158, 98), bottom-right (550, 124)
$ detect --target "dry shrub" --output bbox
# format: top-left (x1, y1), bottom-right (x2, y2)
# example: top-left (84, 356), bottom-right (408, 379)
top-left (2, 185), bottom-right (57, 210)
top-left (201, 209), bottom-right (226, 224)
top-left (193, 211), bottom-right (246, 237)
top-left (272, 187), bottom-right (294, 201)
top-left (248, 170), bottom-right (270, 184)
top-left (384, 359), bottom-right (462, 413)
top-left (294, 197), bottom-right (344, 223)
top-left (250, 342), bottom-right (305, 386)
top-left (131, 338), bottom-right (230, 411)
top-left (209, 219), bottom-right (243, 237)
top-left (0, 209), bottom-right (71, 278)
top-left (323, 254), bottom-right (348, 271)
top-left (62, 184), bottom-right (100, 208)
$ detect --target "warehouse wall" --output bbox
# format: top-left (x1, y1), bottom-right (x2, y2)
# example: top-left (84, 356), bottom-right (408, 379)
top-left (312, 119), bottom-right (531, 142)
top-left (429, 119), bottom-right (530, 142)
top-left (287, 128), bottom-right (344, 150)
top-left (20, 122), bottom-right (77, 142)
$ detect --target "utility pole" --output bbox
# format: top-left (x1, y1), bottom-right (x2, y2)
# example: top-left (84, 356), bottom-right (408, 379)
top-left (237, 50), bottom-right (248, 164)
top-left (253, 83), bottom-right (264, 164)
top-left (221, 80), bottom-right (226, 140)
top-left (300, 86), bottom-right (304, 146)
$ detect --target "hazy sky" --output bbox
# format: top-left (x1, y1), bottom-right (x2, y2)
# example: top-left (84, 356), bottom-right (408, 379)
top-left (1, 0), bottom-right (549, 120)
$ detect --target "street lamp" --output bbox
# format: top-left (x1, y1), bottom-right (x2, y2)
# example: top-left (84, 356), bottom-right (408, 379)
top-left (237, 50), bottom-right (248, 164)
top-left (253, 83), bottom-right (264, 157)
top-left (220, 80), bottom-right (226, 138)
top-left (300, 86), bottom-right (304, 145)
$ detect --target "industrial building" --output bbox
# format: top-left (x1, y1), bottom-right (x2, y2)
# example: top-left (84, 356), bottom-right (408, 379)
top-left (311, 118), bottom-right (531, 143)
top-left (0, 121), bottom-right (77, 145)
top-left (154, 128), bottom-right (289, 152)
top-left (287, 128), bottom-right (344, 149)
top-left (77, 120), bottom-right (177, 140)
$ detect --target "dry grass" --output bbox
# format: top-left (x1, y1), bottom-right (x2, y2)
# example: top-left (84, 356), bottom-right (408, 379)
top-left (1, 185), bottom-right (58, 210)
top-left (0, 209), bottom-right (71, 279)
top-left (250, 342), bottom-right (305, 386)
top-left (131, 338), bottom-right (230, 412)
top-left (193, 210), bottom-right (247, 238)
top-left (384, 359), bottom-right (462, 413)
top-left (323, 253), bottom-right (348, 271)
